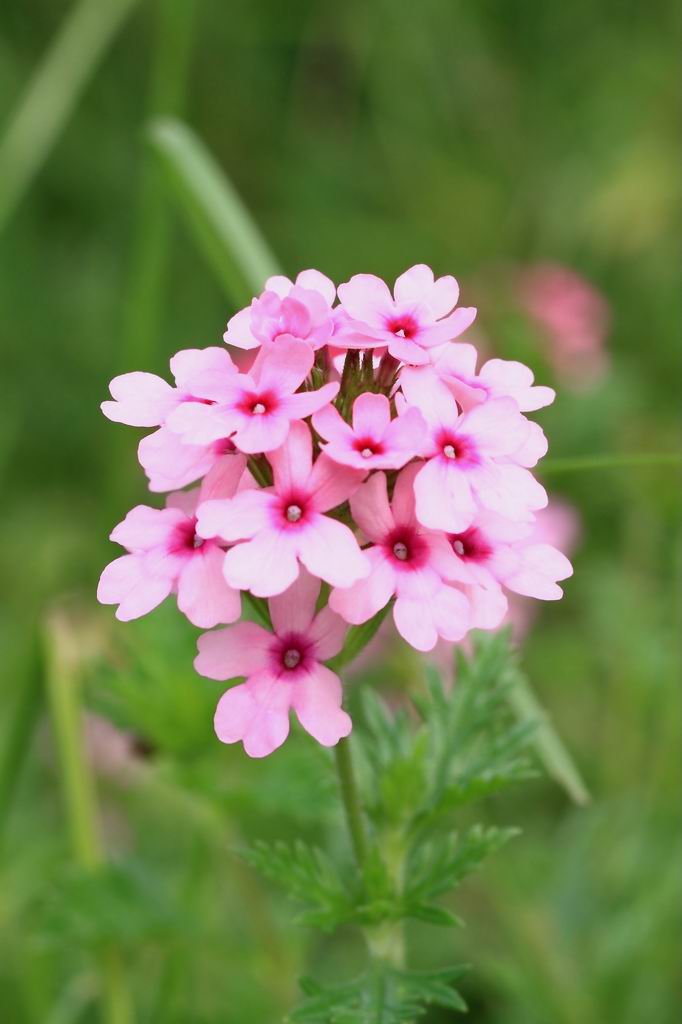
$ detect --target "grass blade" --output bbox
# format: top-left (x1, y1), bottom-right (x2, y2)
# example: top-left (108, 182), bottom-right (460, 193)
top-left (148, 116), bottom-right (282, 304)
top-left (509, 670), bottom-right (590, 806)
top-left (0, 0), bottom-right (140, 234)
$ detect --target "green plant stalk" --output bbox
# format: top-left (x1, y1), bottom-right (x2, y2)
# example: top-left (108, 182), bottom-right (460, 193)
top-left (333, 736), bottom-right (368, 867)
top-left (0, 0), bottom-right (140, 234)
top-left (148, 117), bottom-right (282, 306)
top-left (43, 611), bottom-right (134, 1024)
top-left (334, 736), bottom-right (407, 971)
top-left (0, 643), bottom-right (42, 841)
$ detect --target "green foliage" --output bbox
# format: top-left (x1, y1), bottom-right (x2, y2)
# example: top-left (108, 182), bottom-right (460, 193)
top-left (290, 967), bottom-right (468, 1022)
top-left (244, 633), bottom-right (536, 1020)
top-left (404, 826), bottom-right (518, 926)
top-left (37, 859), bottom-right (184, 950)
top-left (242, 840), bottom-right (354, 931)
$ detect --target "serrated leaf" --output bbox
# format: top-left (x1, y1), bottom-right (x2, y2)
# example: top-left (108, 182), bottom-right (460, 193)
top-left (406, 825), bottom-right (519, 905)
top-left (288, 965), bottom-right (468, 1022)
top-left (242, 840), bottom-right (354, 931)
top-left (403, 903), bottom-right (464, 928)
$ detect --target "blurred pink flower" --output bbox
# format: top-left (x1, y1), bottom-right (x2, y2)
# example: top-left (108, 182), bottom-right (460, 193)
top-left (517, 263), bottom-right (610, 388)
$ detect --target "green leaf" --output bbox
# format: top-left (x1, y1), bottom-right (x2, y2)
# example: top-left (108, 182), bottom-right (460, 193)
top-left (0, 0), bottom-right (141, 234)
top-left (326, 603), bottom-right (393, 672)
top-left (507, 667), bottom-right (590, 806)
top-left (288, 965), bottom-right (469, 1022)
top-left (404, 903), bottom-right (464, 928)
top-left (148, 117), bottom-right (281, 305)
top-left (242, 840), bottom-right (354, 931)
top-left (406, 825), bottom-right (519, 907)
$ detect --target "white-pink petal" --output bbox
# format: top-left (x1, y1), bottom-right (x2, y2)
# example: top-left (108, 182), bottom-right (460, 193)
top-left (195, 621), bottom-right (273, 680)
top-left (297, 515), bottom-right (369, 588)
top-left (102, 372), bottom-right (176, 427)
top-left (176, 546), bottom-right (241, 628)
top-left (292, 665), bottom-right (352, 747)
top-left (97, 554), bottom-right (174, 621)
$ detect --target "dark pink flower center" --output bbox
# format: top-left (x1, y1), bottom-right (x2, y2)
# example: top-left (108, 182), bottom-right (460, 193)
top-left (353, 437), bottom-right (384, 459)
top-left (211, 437), bottom-right (238, 455)
top-left (271, 633), bottom-right (312, 675)
top-left (169, 517), bottom-right (203, 554)
top-left (387, 313), bottom-right (419, 340)
top-left (449, 528), bottom-right (491, 563)
top-left (276, 491), bottom-right (311, 529)
top-left (436, 431), bottom-right (479, 466)
top-left (384, 526), bottom-right (429, 569)
top-left (239, 390), bottom-right (277, 417)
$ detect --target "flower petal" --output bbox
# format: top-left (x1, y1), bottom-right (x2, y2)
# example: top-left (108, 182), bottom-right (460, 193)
top-left (101, 372), bottom-right (176, 427)
top-left (214, 672), bottom-right (292, 757)
top-left (268, 569), bottom-right (320, 636)
top-left (306, 453), bottom-right (365, 513)
top-left (223, 530), bottom-right (301, 597)
top-left (297, 514), bottom-right (370, 588)
top-left (97, 555), bottom-right (173, 621)
top-left (337, 274), bottom-right (394, 327)
top-left (196, 490), bottom-right (274, 542)
top-left (329, 548), bottom-right (395, 624)
top-left (195, 621), bottom-right (273, 679)
top-left (349, 472), bottom-right (395, 543)
top-left (268, 419), bottom-right (313, 493)
top-left (176, 546), bottom-right (241, 628)
top-left (292, 665), bottom-right (352, 747)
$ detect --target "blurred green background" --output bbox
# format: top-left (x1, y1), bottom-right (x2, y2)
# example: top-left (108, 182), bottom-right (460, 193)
top-left (0, 1), bottom-right (679, 1021)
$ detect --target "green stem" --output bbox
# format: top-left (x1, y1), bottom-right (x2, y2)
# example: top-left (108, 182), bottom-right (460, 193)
top-left (43, 610), bottom-right (134, 1024)
top-left (541, 452), bottom-right (682, 474)
top-left (0, 643), bottom-right (42, 842)
top-left (333, 737), bottom-right (368, 867)
top-left (120, 0), bottom-right (198, 370)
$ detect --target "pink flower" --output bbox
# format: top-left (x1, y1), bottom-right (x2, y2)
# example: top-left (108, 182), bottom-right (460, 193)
top-left (337, 264), bottom-right (477, 366)
top-left (165, 336), bottom-right (338, 454)
top-left (196, 421), bottom-right (369, 597)
top-left (224, 270), bottom-right (336, 351)
top-left (504, 501), bottom-right (580, 639)
top-left (312, 392), bottom-right (427, 471)
top-left (195, 571), bottom-right (351, 757)
top-left (101, 347), bottom-right (236, 426)
top-left (447, 510), bottom-right (573, 630)
top-left (329, 468), bottom-right (470, 652)
top-left (426, 343), bottom-right (556, 412)
top-left (517, 263), bottom-right (610, 389)
top-left (400, 373), bottom-right (547, 532)
top-left (97, 455), bottom-right (246, 627)
top-left (138, 428), bottom-right (237, 493)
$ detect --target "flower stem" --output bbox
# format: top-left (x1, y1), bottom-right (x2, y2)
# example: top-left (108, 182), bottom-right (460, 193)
top-left (44, 608), bottom-right (134, 1024)
top-left (333, 737), bottom-right (368, 867)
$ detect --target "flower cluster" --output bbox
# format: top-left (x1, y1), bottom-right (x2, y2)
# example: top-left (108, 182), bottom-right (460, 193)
top-left (99, 265), bottom-right (572, 756)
